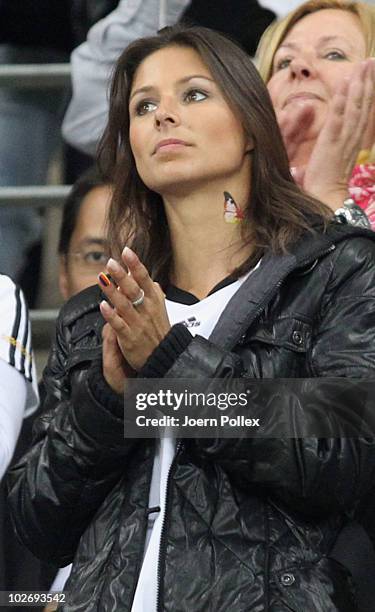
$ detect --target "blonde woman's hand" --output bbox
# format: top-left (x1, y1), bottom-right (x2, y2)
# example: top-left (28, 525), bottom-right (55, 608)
top-left (99, 248), bottom-right (171, 372)
top-left (301, 58), bottom-right (375, 210)
top-left (276, 102), bottom-right (315, 180)
top-left (278, 59), bottom-right (375, 210)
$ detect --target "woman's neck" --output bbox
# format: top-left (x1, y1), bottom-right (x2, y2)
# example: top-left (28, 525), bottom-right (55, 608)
top-left (162, 181), bottom-right (252, 300)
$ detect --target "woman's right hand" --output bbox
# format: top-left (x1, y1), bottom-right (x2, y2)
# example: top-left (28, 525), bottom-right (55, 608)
top-left (102, 322), bottom-right (135, 395)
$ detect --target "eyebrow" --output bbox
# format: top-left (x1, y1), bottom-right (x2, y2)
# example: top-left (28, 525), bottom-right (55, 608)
top-left (130, 74), bottom-right (215, 101)
top-left (277, 35), bottom-right (352, 53)
top-left (74, 238), bottom-right (109, 249)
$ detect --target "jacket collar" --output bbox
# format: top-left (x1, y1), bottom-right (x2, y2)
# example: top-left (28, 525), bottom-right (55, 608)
top-left (209, 223), bottom-right (375, 351)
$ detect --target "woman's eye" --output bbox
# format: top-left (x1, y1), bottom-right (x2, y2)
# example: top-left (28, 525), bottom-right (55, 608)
top-left (324, 50), bottom-right (346, 61)
top-left (184, 89), bottom-right (208, 103)
top-left (275, 58), bottom-right (292, 71)
top-left (135, 100), bottom-right (157, 116)
top-left (83, 251), bottom-right (108, 265)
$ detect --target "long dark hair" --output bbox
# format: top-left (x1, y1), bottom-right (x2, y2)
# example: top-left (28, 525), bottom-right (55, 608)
top-left (99, 24), bottom-right (330, 285)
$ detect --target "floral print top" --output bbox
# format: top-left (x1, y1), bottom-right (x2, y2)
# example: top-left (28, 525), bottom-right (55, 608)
top-left (348, 146), bottom-right (375, 230)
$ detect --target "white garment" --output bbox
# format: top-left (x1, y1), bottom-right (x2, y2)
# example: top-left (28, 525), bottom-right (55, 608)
top-left (0, 275), bottom-right (38, 480)
top-left (257, 0), bottom-right (311, 18)
top-left (0, 361), bottom-right (26, 481)
top-left (49, 563), bottom-right (73, 593)
top-left (258, 0), bottom-right (375, 18)
top-left (131, 270), bottom-right (254, 612)
top-left (62, 0), bottom-right (189, 155)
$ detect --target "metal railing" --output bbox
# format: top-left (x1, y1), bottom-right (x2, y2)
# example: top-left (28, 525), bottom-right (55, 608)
top-left (30, 309), bottom-right (60, 348)
top-left (0, 64), bottom-right (71, 88)
top-left (30, 309), bottom-right (59, 323)
top-left (0, 63), bottom-right (72, 327)
top-left (0, 185), bottom-right (71, 207)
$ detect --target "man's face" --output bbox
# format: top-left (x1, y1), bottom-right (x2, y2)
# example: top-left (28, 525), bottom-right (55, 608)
top-left (59, 185), bottom-right (112, 300)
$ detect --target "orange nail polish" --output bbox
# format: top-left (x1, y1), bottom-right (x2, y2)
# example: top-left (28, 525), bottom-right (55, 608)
top-left (98, 272), bottom-right (111, 287)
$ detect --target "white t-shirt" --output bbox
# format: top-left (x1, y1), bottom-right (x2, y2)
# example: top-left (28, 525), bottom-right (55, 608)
top-left (0, 275), bottom-right (38, 480)
top-left (131, 268), bottom-right (257, 611)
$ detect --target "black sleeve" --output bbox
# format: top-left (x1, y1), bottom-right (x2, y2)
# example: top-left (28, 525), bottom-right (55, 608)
top-left (7, 307), bottom-right (139, 566)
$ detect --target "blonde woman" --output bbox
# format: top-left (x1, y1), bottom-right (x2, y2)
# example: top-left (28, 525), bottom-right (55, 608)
top-left (256, 0), bottom-right (375, 227)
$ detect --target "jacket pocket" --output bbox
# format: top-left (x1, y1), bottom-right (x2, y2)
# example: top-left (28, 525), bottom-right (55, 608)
top-left (238, 317), bottom-right (312, 378)
top-left (239, 316), bottom-right (311, 352)
top-left (272, 558), bottom-right (356, 612)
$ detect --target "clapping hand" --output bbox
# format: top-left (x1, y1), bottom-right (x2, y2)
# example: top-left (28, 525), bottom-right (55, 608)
top-left (277, 58), bottom-right (375, 211)
top-left (98, 247), bottom-right (171, 393)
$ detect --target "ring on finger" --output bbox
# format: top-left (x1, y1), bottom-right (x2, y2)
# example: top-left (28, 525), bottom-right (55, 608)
top-left (131, 288), bottom-right (145, 307)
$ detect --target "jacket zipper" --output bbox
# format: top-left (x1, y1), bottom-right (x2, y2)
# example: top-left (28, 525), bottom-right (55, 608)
top-left (128, 445), bottom-right (156, 612)
top-left (156, 439), bottom-right (183, 612)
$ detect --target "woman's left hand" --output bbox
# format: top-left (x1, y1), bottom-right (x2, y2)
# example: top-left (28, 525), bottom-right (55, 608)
top-left (99, 247), bottom-right (171, 371)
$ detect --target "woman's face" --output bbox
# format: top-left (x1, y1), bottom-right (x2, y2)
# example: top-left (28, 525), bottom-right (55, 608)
top-left (267, 9), bottom-right (367, 139)
top-left (129, 45), bottom-right (252, 195)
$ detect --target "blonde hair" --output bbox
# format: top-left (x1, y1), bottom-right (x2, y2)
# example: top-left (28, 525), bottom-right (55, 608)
top-left (256, 0), bottom-right (375, 83)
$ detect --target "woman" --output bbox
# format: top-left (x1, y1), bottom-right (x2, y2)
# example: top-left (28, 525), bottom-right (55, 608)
top-left (8, 25), bottom-right (375, 612)
top-left (256, 0), bottom-right (375, 227)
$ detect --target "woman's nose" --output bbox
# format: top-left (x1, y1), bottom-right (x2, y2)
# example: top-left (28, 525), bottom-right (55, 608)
top-left (289, 57), bottom-right (315, 79)
top-left (154, 100), bottom-right (180, 128)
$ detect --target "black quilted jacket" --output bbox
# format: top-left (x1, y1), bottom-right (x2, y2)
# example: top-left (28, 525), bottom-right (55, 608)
top-left (8, 223), bottom-right (375, 612)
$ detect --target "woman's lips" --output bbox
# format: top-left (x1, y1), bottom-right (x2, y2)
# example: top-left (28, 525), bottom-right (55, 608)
top-left (154, 139), bottom-right (190, 153)
top-left (284, 92), bottom-right (322, 107)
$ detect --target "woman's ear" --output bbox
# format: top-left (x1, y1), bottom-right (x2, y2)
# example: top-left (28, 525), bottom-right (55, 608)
top-left (245, 135), bottom-right (254, 154)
